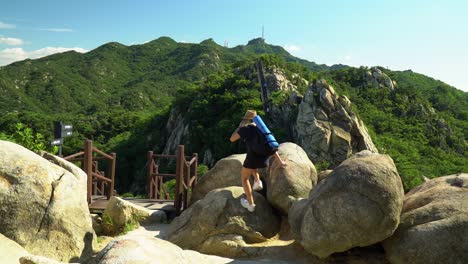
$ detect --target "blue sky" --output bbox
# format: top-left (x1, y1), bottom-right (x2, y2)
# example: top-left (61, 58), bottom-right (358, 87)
top-left (1, 0), bottom-right (467, 91)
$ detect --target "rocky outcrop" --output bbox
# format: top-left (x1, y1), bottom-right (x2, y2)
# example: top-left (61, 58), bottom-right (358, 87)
top-left (383, 173), bottom-right (468, 264)
top-left (266, 143), bottom-right (317, 214)
top-left (365, 67), bottom-right (396, 90)
top-left (161, 66), bottom-right (378, 172)
top-left (289, 151), bottom-right (404, 258)
top-left (295, 79), bottom-right (378, 167)
top-left (167, 187), bottom-right (280, 258)
top-left (101, 196), bottom-right (167, 235)
top-left (260, 65), bottom-right (303, 140)
top-left (264, 66), bottom-right (299, 93)
top-left (191, 154), bottom-right (246, 203)
top-left (202, 148), bottom-right (215, 167)
top-left (192, 143), bottom-right (316, 215)
top-left (162, 106), bottom-right (190, 155)
top-left (0, 140), bottom-right (96, 262)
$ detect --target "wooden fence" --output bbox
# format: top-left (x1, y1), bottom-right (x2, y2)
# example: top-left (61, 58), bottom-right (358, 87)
top-left (64, 140), bottom-right (116, 204)
top-left (147, 145), bottom-right (198, 213)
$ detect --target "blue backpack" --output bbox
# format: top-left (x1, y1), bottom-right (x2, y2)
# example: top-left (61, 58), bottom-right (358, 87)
top-left (250, 115), bottom-right (279, 156)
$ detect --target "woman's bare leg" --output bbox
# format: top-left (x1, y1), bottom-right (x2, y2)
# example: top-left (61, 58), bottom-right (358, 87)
top-left (241, 167), bottom-right (254, 205)
top-left (253, 169), bottom-right (260, 182)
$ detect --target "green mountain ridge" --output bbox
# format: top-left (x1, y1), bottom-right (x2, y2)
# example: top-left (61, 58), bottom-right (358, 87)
top-left (0, 36), bottom-right (466, 193)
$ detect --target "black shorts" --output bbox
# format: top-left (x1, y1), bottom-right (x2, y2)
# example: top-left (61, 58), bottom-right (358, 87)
top-left (243, 151), bottom-right (269, 169)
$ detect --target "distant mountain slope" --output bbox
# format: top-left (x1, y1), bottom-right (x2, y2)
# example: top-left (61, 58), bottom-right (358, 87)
top-left (0, 37), bottom-right (328, 114)
top-left (0, 37), bottom-right (466, 193)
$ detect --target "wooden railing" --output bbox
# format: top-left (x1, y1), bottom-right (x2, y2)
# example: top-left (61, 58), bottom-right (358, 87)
top-left (64, 140), bottom-right (116, 204)
top-left (147, 145), bottom-right (198, 213)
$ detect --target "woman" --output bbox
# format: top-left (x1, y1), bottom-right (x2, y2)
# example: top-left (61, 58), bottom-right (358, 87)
top-left (229, 110), bottom-right (287, 212)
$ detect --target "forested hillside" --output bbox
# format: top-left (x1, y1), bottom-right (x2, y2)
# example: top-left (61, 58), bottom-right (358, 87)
top-left (323, 67), bottom-right (467, 189)
top-left (0, 37), bottom-right (466, 193)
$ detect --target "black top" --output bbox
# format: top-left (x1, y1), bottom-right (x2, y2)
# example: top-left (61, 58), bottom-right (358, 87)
top-left (238, 124), bottom-right (269, 169)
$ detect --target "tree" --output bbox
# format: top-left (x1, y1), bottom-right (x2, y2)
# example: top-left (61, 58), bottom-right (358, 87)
top-left (5, 123), bottom-right (57, 153)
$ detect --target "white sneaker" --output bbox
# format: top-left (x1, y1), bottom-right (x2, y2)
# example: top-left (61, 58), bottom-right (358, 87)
top-left (240, 198), bottom-right (256, 212)
top-left (252, 180), bottom-right (263, 191)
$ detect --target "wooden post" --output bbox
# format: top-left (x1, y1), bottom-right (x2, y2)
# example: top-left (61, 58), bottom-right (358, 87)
top-left (84, 140), bottom-right (93, 204)
top-left (183, 160), bottom-right (190, 210)
top-left (91, 161), bottom-right (97, 195)
top-left (108, 152), bottom-right (116, 199)
top-left (192, 153), bottom-right (198, 188)
top-left (157, 171), bottom-right (162, 199)
top-left (156, 167), bottom-right (162, 199)
top-left (174, 145), bottom-right (184, 213)
top-left (155, 165), bottom-right (161, 199)
top-left (100, 179), bottom-right (105, 195)
top-left (147, 151), bottom-right (153, 199)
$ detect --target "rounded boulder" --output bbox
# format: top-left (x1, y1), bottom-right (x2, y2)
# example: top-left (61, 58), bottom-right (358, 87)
top-left (190, 154), bottom-right (245, 203)
top-left (267, 143), bottom-right (317, 214)
top-left (167, 186), bottom-right (280, 258)
top-left (289, 151), bottom-right (404, 258)
top-left (383, 173), bottom-right (468, 264)
top-left (0, 141), bottom-right (96, 262)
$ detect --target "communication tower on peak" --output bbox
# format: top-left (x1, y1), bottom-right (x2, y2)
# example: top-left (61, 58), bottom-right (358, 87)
top-left (262, 25), bottom-right (265, 40)
top-left (224, 40), bottom-right (229, 47)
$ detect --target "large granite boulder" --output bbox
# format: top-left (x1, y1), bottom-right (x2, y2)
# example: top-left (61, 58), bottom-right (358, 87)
top-left (101, 196), bottom-right (167, 235)
top-left (0, 140), bottom-right (96, 262)
top-left (289, 151), bottom-right (404, 258)
top-left (190, 154), bottom-right (245, 203)
top-left (267, 143), bottom-right (317, 214)
top-left (383, 173), bottom-right (468, 264)
top-left (19, 255), bottom-right (72, 264)
top-left (96, 234), bottom-right (191, 264)
top-left (295, 79), bottom-right (378, 167)
top-left (39, 151), bottom-right (87, 184)
top-left (95, 232), bottom-right (293, 264)
top-left (0, 233), bottom-right (29, 264)
top-left (167, 186), bottom-right (280, 258)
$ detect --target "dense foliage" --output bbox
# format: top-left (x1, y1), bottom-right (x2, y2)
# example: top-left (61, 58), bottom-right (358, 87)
top-left (0, 37), bottom-right (466, 193)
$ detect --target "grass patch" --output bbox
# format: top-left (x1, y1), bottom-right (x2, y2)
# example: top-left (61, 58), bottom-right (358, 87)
top-left (122, 221), bottom-right (139, 234)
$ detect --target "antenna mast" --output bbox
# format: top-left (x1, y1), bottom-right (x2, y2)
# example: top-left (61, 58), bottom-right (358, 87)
top-left (262, 25), bottom-right (264, 40)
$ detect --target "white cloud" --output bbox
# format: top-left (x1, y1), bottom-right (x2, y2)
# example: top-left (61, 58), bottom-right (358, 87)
top-left (40, 28), bottom-right (73, 32)
top-left (344, 55), bottom-right (352, 61)
top-left (284, 45), bottom-right (302, 52)
top-left (0, 21), bottom-right (15, 29)
top-left (0, 47), bottom-right (88, 66)
top-left (0, 48), bottom-right (27, 61)
top-left (0, 37), bottom-right (24, 45)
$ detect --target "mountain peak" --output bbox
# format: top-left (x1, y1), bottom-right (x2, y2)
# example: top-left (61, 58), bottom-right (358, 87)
top-left (200, 38), bottom-right (219, 46)
top-left (97, 42), bottom-right (127, 49)
top-left (247, 37), bottom-right (266, 46)
top-left (146, 36), bottom-right (177, 46)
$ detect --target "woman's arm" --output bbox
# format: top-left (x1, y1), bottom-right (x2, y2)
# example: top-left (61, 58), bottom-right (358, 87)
top-left (274, 151), bottom-right (287, 167)
top-left (230, 128), bottom-right (241, 142)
